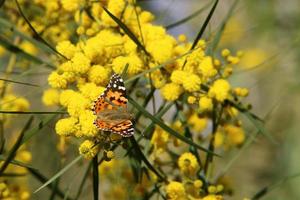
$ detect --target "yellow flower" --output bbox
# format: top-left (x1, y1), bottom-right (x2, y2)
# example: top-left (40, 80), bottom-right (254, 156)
top-left (42, 89), bottom-right (60, 106)
top-left (99, 159), bottom-right (118, 175)
top-left (221, 49), bottom-right (231, 57)
top-left (78, 110), bottom-right (98, 137)
top-left (61, 0), bottom-right (83, 11)
top-left (0, 46), bottom-right (5, 57)
top-left (224, 125), bottom-right (245, 146)
top-left (48, 71), bottom-right (68, 89)
top-left (182, 74), bottom-right (201, 92)
top-left (66, 92), bottom-right (90, 117)
top-left (19, 41), bottom-right (38, 55)
top-left (178, 152), bottom-right (199, 176)
top-left (160, 83), bottom-right (183, 101)
top-left (71, 52), bottom-right (91, 74)
top-left (239, 48), bottom-right (268, 69)
top-left (166, 181), bottom-right (187, 200)
top-left (202, 194), bottom-right (224, 200)
top-left (214, 131), bottom-right (224, 148)
top-left (112, 54), bottom-right (144, 75)
top-left (101, 0), bottom-right (125, 26)
top-left (55, 117), bottom-right (78, 136)
top-left (56, 40), bottom-right (77, 59)
top-left (79, 83), bottom-right (105, 101)
top-left (193, 180), bottom-right (203, 188)
top-left (79, 140), bottom-right (99, 159)
top-left (170, 70), bottom-right (188, 84)
top-left (59, 89), bottom-right (77, 107)
top-left (233, 87), bottom-right (249, 97)
top-left (150, 126), bottom-right (169, 154)
top-left (188, 114), bottom-right (208, 133)
top-left (199, 96), bottom-right (213, 111)
top-left (208, 79), bottom-right (231, 102)
top-left (88, 65), bottom-right (111, 86)
top-left (198, 57), bottom-right (217, 77)
top-left (187, 96), bottom-right (196, 104)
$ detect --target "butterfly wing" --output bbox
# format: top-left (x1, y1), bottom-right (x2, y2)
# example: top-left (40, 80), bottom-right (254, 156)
top-left (92, 74), bottom-right (134, 137)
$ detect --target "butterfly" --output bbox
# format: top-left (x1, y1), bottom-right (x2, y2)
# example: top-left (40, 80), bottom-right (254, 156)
top-left (92, 73), bottom-right (134, 137)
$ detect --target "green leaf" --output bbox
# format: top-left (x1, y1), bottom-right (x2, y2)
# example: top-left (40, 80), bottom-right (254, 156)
top-left (0, 78), bottom-right (40, 87)
top-left (102, 6), bottom-right (149, 55)
top-left (190, 0), bottom-right (219, 50)
top-left (92, 156), bottom-right (99, 200)
top-left (0, 35), bottom-right (55, 69)
top-left (128, 96), bottom-right (219, 156)
top-left (14, 0), bottom-right (67, 59)
top-left (166, 1), bottom-right (213, 30)
top-left (34, 155), bottom-right (83, 193)
top-left (251, 173), bottom-right (300, 200)
top-left (130, 137), bottom-right (166, 182)
top-left (0, 116), bottom-right (34, 175)
top-left (28, 168), bottom-right (74, 200)
top-left (207, 0), bottom-right (240, 54)
top-left (0, 155), bottom-right (36, 170)
top-left (74, 162), bottom-right (92, 200)
top-left (0, 111), bottom-right (67, 114)
top-left (21, 111), bottom-right (60, 145)
top-left (0, 18), bottom-right (54, 55)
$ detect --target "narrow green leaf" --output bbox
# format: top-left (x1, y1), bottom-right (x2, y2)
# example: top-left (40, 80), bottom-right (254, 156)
top-left (128, 96), bottom-right (219, 156)
top-left (207, 0), bottom-right (240, 54)
top-left (0, 78), bottom-right (40, 87)
top-left (0, 116), bottom-right (34, 175)
top-left (252, 173), bottom-right (300, 200)
top-left (21, 111), bottom-right (60, 145)
top-left (191, 0), bottom-right (219, 50)
top-left (130, 137), bottom-right (166, 182)
top-left (0, 18), bottom-right (54, 55)
top-left (1, 172), bottom-right (26, 177)
top-left (14, 0), bottom-right (67, 59)
top-left (102, 6), bottom-right (149, 55)
top-left (92, 156), bottom-right (99, 200)
top-left (75, 162), bottom-right (92, 200)
top-left (28, 168), bottom-right (74, 200)
top-left (0, 111), bottom-right (67, 114)
top-left (34, 155), bottom-right (83, 193)
top-left (0, 36), bottom-right (55, 69)
top-left (166, 1), bottom-right (213, 30)
top-left (0, 155), bottom-right (36, 170)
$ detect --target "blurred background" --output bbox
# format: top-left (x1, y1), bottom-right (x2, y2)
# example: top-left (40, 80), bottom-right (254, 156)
top-left (1, 0), bottom-right (300, 199)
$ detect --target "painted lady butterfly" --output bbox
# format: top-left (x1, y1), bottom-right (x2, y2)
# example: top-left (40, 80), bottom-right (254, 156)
top-left (92, 73), bottom-right (134, 137)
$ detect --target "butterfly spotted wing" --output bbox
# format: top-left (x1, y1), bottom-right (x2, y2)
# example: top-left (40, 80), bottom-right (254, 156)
top-left (92, 73), bottom-right (134, 137)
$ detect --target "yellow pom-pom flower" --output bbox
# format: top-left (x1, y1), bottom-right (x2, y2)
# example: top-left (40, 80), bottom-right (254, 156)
top-left (48, 71), bottom-right (68, 89)
top-left (188, 113), bottom-right (208, 133)
top-left (112, 54), bottom-right (144, 75)
top-left (166, 181), bottom-right (186, 200)
top-left (79, 140), bottom-right (99, 159)
top-left (42, 89), bottom-right (60, 106)
top-left (88, 65), bottom-right (111, 85)
top-left (160, 83), bottom-right (183, 101)
top-left (170, 70), bottom-right (188, 84)
top-left (55, 117), bottom-right (78, 136)
top-left (56, 40), bottom-right (77, 59)
top-left (224, 125), bottom-right (245, 146)
top-left (182, 74), bottom-right (201, 92)
top-left (208, 79), bottom-right (231, 102)
top-left (178, 152), bottom-right (199, 176)
top-left (199, 96), bottom-right (213, 111)
top-left (199, 56), bottom-right (217, 77)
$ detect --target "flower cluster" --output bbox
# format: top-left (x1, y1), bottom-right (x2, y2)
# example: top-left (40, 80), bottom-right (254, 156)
top-left (35, 0), bottom-right (253, 198)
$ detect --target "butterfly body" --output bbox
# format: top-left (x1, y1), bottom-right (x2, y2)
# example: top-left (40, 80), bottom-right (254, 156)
top-left (92, 73), bottom-right (134, 137)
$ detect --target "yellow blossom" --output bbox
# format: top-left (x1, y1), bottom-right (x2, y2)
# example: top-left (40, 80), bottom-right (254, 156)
top-left (79, 140), bottom-right (99, 159)
top-left (71, 52), bottom-right (91, 74)
top-left (199, 57), bottom-right (217, 77)
top-left (194, 180), bottom-right (203, 188)
top-left (61, 0), bottom-right (83, 11)
top-left (199, 96), bottom-right (213, 111)
top-left (48, 71), bottom-right (68, 89)
top-left (79, 83), bottom-right (105, 101)
top-left (56, 40), bottom-right (77, 59)
top-left (42, 89), bottom-right (60, 106)
top-left (78, 110), bottom-right (98, 137)
top-left (202, 194), bottom-right (224, 200)
top-left (187, 96), bottom-right (196, 104)
top-left (188, 114), bottom-right (208, 133)
top-left (19, 41), bottom-right (38, 55)
top-left (208, 79), bottom-right (231, 102)
top-left (112, 54), bottom-right (144, 75)
top-left (171, 70), bottom-right (188, 84)
top-left (224, 125), bottom-right (245, 146)
top-left (234, 87), bottom-right (249, 97)
top-left (182, 74), bottom-right (201, 92)
top-left (178, 152), bottom-right (199, 176)
top-left (160, 83), bottom-right (183, 101)
top-left (55, 117), bottom-right (78, 136)
top-left (166, 181), bottom-right (187, 200)
top-left (151, 126), bottom-right (169, 154)
top-left (88, 65), bottom-right (111, 85)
